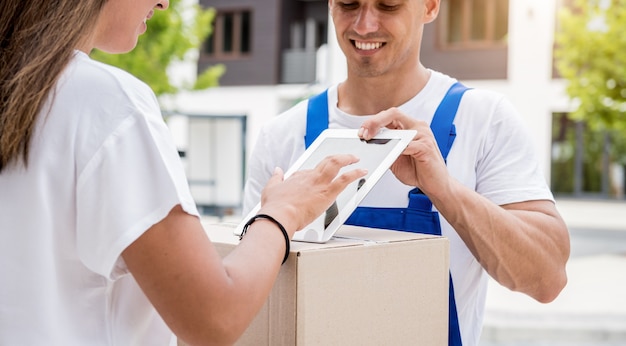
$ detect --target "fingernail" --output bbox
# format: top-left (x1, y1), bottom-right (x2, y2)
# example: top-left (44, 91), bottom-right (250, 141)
top-left (358, 127), bottom-right (364, 137)
top-left (363, 128), bottom-right (369, 139)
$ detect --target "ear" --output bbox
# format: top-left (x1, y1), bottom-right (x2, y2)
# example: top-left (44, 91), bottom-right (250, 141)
top-left (423, 0), bottom-right (440, 23)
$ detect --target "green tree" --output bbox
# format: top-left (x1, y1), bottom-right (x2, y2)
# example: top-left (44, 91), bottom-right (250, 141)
top-left (91, 0), bottom-right (225, 97)
top-left (554, 0), bottom-right (626, 136)
top-left (555, 0), bottom-right (626, 172)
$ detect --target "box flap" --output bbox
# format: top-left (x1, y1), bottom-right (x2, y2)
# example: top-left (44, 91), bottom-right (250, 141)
top-left (202, 222), bottom-right (445, 254)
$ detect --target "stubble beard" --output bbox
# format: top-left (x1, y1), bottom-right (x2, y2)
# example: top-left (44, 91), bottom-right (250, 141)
top-left (350, 56), bottom-right (388, 79)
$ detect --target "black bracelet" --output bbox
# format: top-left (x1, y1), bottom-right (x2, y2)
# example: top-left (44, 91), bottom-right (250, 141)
top-left (240, 214), bottom-right (290, 265)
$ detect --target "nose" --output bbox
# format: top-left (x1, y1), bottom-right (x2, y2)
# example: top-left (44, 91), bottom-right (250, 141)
top-left (353, 6), bottom-right (379, 35)
top-left (156, 0), bottom-right (169, 10)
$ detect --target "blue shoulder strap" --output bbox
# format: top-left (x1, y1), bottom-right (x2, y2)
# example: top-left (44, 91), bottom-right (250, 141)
top-left (430, 82), bottom-right (469, 160)
top-left (305, 90), bottom-right (329, 148)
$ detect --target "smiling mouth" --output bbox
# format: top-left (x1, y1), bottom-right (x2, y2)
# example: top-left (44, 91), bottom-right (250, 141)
top-left (353, 40), bottom-right (384, 51)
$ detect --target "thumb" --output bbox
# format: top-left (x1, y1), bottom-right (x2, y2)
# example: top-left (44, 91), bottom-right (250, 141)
top-left (266, 166), bottom-right (285, 187)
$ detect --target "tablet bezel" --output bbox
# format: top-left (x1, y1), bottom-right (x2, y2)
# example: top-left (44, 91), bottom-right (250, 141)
top-left (235, 128), bottom-right (417, 243)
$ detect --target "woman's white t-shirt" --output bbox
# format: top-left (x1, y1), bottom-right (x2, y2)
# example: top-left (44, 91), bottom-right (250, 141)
top-left (0, 51), bottom-right (198, 345)
top-left (243, 70), bottom-right (554, 346)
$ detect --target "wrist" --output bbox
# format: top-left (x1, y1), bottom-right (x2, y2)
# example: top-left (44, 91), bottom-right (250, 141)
top-left (257, 205), bottom-right (299, 236)
top-left (239, 214), bottom-right (290, 265)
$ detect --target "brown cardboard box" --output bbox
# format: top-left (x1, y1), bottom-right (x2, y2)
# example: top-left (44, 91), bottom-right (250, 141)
top-left (182, 223), bottom-right (449, 346)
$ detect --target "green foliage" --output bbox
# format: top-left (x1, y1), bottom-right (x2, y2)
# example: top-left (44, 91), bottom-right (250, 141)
top-left (90, 0), bottom-right (224, 96)
top-left (551, 114), bottom-right (608, 194)
top-left (194, 63), bottom-right (226, 90)
top-left (554, 0), bottom-right (626, 136)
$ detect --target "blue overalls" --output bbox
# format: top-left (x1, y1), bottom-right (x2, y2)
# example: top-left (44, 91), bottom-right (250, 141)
top-left (305, 83), bottom-right (469, 346)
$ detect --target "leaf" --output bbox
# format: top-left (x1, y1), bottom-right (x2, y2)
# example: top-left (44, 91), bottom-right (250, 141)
top-left (554, 0), bottom-right (626, 137)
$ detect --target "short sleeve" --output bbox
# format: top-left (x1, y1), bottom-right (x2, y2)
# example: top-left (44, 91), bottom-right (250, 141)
top-left (76, 109), bottom-right (198, 280)
top-left (475, 97), bottom-right (554, 205)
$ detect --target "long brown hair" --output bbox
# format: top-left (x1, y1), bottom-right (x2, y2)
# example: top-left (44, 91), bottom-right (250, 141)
top-left (0, 0), bottom-right (106, 173)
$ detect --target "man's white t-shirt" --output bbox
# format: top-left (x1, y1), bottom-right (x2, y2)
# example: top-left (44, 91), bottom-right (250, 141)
top-left (243, 70), bottom-right (554, 345)
top-left (0, 51), bottom-right (198, 345)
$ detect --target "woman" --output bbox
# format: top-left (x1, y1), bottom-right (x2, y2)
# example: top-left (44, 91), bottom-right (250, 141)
top-left (0, 0), bottom-right (366, 344)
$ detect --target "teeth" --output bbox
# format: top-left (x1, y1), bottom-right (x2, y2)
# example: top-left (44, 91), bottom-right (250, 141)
top-left (355, 41), bottom-right (382, 50)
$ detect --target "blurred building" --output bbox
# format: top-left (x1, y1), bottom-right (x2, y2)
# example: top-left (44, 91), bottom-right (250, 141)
top-left (167, 0), bottom-right (624, 213)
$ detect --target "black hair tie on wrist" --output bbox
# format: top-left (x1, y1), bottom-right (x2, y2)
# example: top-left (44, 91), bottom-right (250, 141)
top-left (239, 214), bottom-right (290, 265)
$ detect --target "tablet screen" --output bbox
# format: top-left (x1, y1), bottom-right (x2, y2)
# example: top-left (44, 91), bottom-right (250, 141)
top-left (236, 129), bottom-right (416, 243)
top-left (297, 137), bottom-right (400, 228)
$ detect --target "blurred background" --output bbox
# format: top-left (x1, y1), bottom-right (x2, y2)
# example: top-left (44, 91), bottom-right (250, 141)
top-left (92, 0), bottom-right (626, 344)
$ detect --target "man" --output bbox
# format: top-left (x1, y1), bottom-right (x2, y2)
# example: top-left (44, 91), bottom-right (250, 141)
top-left (243, 0), bottom-right (570, 345)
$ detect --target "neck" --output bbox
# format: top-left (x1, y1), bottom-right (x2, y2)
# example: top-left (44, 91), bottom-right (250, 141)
top-left (337, 64), bottom-right (431, 116)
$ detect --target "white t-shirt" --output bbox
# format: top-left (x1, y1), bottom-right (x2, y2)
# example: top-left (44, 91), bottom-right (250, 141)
top-left (0, 51), bottom-right (198, 345)
top-left (243, 70), bottom-right (554, 346)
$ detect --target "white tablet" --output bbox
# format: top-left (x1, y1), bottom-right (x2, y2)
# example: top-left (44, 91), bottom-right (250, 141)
top-left (235, 128), bottom-right (416, 243)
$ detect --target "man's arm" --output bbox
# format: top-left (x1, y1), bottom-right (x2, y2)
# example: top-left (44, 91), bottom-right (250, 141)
top-left (429, 180), bottom-right (569, 302)
top-left (360, 107), bottom-right (570, 302)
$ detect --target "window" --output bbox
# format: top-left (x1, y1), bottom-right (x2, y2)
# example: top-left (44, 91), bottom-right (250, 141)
top-left (440, 0), bottom-right (509, 49)
top-left (205, 10), bottom-right (252, 57)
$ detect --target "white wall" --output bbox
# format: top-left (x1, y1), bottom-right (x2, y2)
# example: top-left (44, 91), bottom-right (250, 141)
top-left (506, 0), bottom-right (562, 180)
top-left (166, 84), bottom-right (324, 158)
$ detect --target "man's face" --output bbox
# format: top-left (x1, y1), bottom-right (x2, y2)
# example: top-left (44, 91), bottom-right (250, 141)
top-left (329, 0), bottom-right (439, 78)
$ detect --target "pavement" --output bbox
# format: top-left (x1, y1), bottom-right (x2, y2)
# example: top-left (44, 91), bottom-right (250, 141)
top-left (479, 198), bottom-right (626, 346)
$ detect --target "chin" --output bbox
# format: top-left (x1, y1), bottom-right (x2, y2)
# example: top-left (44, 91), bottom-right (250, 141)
top-left (99, 41), bottom-right (139, 54)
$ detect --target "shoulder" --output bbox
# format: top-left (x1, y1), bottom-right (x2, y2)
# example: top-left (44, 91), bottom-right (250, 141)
top-left (254, 85), bottom-right (339, 154)
top-left (56, 53), bottom-right (167, 175)
top-left (456, 85), bottom-right (517, 125)
top-left (57, 52), bottom-right (165, 144)
top-left (71, 51), bottom-right (151, 91)
top-left (428, 70), bottom-right (509, 112)
top-left (62, 52), bottom-right (159, 117)
top-left (251, 92), bottom-right (324, 168)
top-left (259, 96), bottom-right (309, 140)
top-left (451, 87), bottom-right (525, 159)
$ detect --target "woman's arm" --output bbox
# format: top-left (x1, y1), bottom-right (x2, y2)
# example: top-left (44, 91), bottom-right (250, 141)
top-left (123, 155), bottom-right (367, 345)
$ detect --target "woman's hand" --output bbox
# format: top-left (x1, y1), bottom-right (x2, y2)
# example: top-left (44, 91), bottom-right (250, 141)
top-left (258, 154), bottom-right (367, 236)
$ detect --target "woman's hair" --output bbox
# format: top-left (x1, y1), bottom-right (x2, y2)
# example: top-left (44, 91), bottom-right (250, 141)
top-left (0, 0), bottom-right (106, 172)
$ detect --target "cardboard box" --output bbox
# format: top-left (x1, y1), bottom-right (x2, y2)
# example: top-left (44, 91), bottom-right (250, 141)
top-left (183, 223), bottom-right (449, 345)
